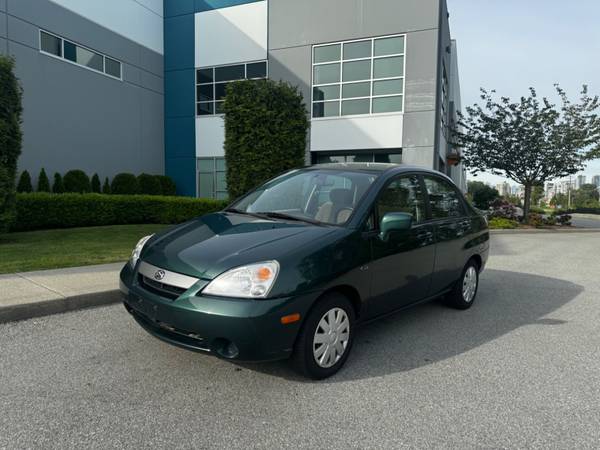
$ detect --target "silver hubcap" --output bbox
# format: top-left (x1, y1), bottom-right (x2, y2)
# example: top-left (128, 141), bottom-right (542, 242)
top-left (462, 266), bottom-right (478, 303)
top-left (313, 308), bottom-right (350, 368)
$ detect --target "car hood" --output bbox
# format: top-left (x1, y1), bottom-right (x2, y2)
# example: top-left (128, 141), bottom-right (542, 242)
top-left (140, 212), bottom-right (339, 280)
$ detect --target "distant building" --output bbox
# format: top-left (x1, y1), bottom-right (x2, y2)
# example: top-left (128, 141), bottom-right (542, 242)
top-left (576, 175), bottom-right (587, 189)
top-left (496, 182), bottom-right (511, 197)
top-left (592, 175), bottom-right (600, 188)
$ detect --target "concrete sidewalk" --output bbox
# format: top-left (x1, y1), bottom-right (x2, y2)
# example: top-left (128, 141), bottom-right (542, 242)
top-left (0, 263), bottom-right (123, 323)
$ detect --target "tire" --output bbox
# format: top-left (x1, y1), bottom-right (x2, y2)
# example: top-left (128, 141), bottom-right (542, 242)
top-left (291, 292), bottom-right (355, 380)
top-left (445, 259), bottom-right (480, 310)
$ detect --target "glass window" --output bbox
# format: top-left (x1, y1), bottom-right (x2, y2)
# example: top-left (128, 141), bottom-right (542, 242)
top-left (198, 157), bottom-right (227, 199)
top-left (104, 57), bottom-right (121, 78)
top-left (372, 96), bottom-right (403, 113)
top-left (374, 36), bottom-right (405, 56)
top-left (342, 99), bottom-right (370, 116)
top-left (314, 44), bottom-right (341, 63)
top-left (343, 41), bottom-right (371, 60)
top-left (215, 64), bottom-right (245, 82)
top-left (373, 79), bottom-right (403, 96)
top-left (377, 176), bottom-right (426, 224)
top-left (312, 34), bottom-right (405, 118)
top-left (196, 61), bottom-right (267, 116)
top-left (342, 60), bottom-right (371, 82)
top-left (314, 63), bottom-right (340, 85)
top-left (342, 82), bottom-right (370, 99)
top-left (424, 176), bottom-right (465, 219)
top-left (373, 56), bottom-right (403, 79)
top-left (40, 31), bottom-right (62, 57)
top-left (198, 173), bottom-right (214, 199)
top-left (246, 61), bottom-right (267, 79)
top-left (64, 41), bottom-right (103, 72)
top-left (313, 101), bottom-right (340, 118)
top-left (313, 85), bottom-right (340, 101)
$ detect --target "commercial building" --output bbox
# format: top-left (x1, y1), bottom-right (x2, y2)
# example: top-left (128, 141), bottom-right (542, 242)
top-left (4, 0), bottom-right (465, 198)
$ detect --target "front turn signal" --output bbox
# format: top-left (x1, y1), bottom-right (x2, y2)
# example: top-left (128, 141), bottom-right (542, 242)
top-left (280, 313), bottom-right (301, 325)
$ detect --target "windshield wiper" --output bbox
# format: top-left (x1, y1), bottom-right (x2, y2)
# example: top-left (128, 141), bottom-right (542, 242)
top-left (256, 211), bottom-right (324, 226)
top-left (224, 208), bottom-right (270, 220)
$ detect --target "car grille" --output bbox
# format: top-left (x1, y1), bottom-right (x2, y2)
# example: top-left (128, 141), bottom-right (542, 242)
top-left (138, 274), bottom-right (187, 300)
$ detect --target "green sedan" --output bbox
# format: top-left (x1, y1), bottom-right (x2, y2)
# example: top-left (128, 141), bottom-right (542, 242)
top-left (120, 164), bottom-right (489, 379)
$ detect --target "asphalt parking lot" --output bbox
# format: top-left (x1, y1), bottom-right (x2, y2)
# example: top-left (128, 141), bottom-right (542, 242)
top-left (1, 233), bottom-right (599, 449)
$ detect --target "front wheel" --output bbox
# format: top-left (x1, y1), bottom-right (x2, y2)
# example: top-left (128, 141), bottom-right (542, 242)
top-left (445, 259), bottom-right (480, 310)
top-left (291, 293), bottom-right (355, 379)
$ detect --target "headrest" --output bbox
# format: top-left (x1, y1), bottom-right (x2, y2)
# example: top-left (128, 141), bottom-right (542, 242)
top-left (329, 188), bottom-right (353, 205)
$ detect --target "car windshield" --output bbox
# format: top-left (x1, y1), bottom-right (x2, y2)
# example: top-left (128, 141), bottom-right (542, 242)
top-left (229, 169), bottom-right (378, 225)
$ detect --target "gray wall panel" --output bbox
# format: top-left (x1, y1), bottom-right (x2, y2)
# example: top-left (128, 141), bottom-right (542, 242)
top-left (10, 40), bottom-right (164, 182)
top-left (140, 70), bottom-right (164, 94)
top-left (404, 29), bottom-right (438, 113)
top-left (7, 14), bottom-right (37, 49)
top-left (269, 0), bottom-right (439, 49)
top-left (0, 12), bottom-right (6, 37)
top-left (7, 0), bottom-right (162, 76)
top-left (0, 37), bottom-right (6, 54)
top-left (0, 0), bottom-right (5, 12)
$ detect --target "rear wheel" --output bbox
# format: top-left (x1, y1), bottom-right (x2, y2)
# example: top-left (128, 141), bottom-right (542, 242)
top-left (291, 293), bottom-right (355, 379)
top-left (445, 259), bottom-right (480, 310)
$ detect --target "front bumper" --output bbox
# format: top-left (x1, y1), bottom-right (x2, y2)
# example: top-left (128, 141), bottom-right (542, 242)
top-left (120, 263), bottom-right (317, 362)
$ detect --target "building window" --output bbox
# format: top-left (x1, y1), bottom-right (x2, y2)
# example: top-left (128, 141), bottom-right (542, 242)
top-left (196, 61), bottom-right (267, 116)
top-left (312, 34), bottom-right (406, 118)
top-left (197, 157), bottom-right (228, 199)
top-left (313, 152), bottom-right (402, 164)
top-left (39, 30), bottom-right (122, 80)
top-left (440, 65), bottom-right (449, 137)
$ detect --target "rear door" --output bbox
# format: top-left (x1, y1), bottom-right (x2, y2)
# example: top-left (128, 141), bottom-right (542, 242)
top-left (367, 174), bottom-right (436, 317)
top-left (422, 175), bottom-right (472, 295)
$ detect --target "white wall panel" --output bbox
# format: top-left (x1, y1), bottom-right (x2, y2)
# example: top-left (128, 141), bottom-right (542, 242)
top-left (195, 1), bottom-right (267, 68)
top-left (310, 115), bottom-right (404, 151)
top-left (48, 0), bottom-right (163, 53)
top-left (196, 117), bottom-right (225, 157)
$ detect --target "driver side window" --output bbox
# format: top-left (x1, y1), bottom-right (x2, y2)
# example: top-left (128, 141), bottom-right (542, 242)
top-left (376, 176), bottom-right (426, 225)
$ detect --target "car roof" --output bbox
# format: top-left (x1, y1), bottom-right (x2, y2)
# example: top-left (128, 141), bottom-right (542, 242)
top-left (306, 162), bottom-right (442, 176)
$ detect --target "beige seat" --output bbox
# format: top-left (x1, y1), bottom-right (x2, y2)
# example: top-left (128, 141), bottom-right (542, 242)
top-left (315, 188), bottom-right (354, 224)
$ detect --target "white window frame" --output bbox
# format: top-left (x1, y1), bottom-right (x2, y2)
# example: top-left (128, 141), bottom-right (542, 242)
top-left (38, 29), bottom-right (122, 81)
top-left (311, 33), bottom-right (407, 120)
top-left (195, 60), bottom-right (269, 118)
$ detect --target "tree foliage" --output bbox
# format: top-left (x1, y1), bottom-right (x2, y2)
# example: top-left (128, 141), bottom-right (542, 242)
top-left (223, 79), bottom-right (308, 199)
top-left (138, 173), bottom-right (162, 196)
top-left (91, 173), bottom-right (101, 193)
top-left (63, 169), bottom-right (91, 193)
top-left (454, 85), bottom-right (600, 219)
top-left (0, 56), bottom-right (23, 231)
top-left (111, 173), bottom-right (139, 194)
top-left (467, 180), bottom-right (499, 209)
top-left (16, 170), bottom-right (32, 193)
top-left (102, 177), bottom-right (111, 194)
top-left (37, 168), bottom-right (50, 192)
top-left (52, 173), bottom-right (64, 193)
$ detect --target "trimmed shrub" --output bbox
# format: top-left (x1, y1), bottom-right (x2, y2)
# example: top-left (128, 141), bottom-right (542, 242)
top-left (13, 193), bottom-right (228, 231)
top-left (489, 198), bottom-right (518, 220)
top-left (488, 217), bottom-right (519, 229)
top-left (556, 214), bottom-right (572, 226)
top-left (138, 173), bottom-right (162, 195)
top-left (102, 177), bottom-right (111, 194)
top-left (52, 173), bottom-right (65, 193)
top-left (91, 173), bottom-right (101, 193)
top-left (0, 56), bottom-right (23, 232)
top-left (37, 168), bottom-right (50, 192)
top-left (527, 213), bottom-right (544, 228)
top-left (16, 170), bottom-right (32, 193)
top-left (156, 175), bottom-right (177, 196)
top-left (223, 79), bottom-right (308, 199)
top-left (111, 173), bottom-right (139, 195)
top-left (63, 169), bottom-right (91, 193)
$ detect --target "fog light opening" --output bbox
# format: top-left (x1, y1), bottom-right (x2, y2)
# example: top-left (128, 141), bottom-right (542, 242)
top-left (214, 339), bottom-right (239, 359)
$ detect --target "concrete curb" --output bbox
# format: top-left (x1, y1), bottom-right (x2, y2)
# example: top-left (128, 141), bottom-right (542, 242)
top-left (490, 228), bottom-right (600, 235)
top-left (0, 289), bottom-right (121, 324)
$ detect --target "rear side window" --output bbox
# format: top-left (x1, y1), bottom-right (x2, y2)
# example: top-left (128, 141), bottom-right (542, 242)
top-left (376, 175), bottom-right (426, 224)
top-left (423, 176), bottom-right (465, 219)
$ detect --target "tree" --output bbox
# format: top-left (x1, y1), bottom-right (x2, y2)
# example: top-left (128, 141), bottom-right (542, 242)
top-left (467, 180), bottom-right (499, 209)
top-left (63, 169), bottom-right (91, 193)
top-left (156, 175), bottom-right (176, 196)
top-left (37, 168), bottom-right (50, 192)
top-left (223, 79), bottom-right (308, 199)
top-left (16, 170), bottom-right (32, 193)
top-left (91, 173), bottom-right (101, 193)
top-left (550, 192), bottom-right (568, 208)
top-left (102, 177), bottom-right (111, 194)
top-left (531, 184), bottom-right (545, 206)
top-left (0, 56), bottom-right (23, 231)
top-left (138, 173), bottom-right (162, 195)
top-left (453, 85), bottom-right (600, 221)
top-left (111, 173), bottom-right (139, 194)
top-left (52, 172), bottom-right (64, 193)
top-left (572, 183), bottom-right (600, 208)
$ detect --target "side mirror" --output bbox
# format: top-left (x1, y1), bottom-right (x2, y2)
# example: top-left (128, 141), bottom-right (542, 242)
top-left (379, 212), bottom-right (413, 241)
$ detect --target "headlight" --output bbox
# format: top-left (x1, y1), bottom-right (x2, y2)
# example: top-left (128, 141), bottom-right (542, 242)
top-left (129, 234), bottom-right (153, 268)
top-left (203, 261), bottom-right (280, 299)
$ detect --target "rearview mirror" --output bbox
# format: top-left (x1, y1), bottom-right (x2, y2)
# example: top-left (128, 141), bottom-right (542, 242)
top-left (379, 212), bottom-right (413, 241)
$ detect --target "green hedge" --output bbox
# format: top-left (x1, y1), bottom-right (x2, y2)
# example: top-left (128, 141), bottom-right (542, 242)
top-left (13, 193), bottom-right (228, 231)
top-left (553, 207), bottom-right (600, 215)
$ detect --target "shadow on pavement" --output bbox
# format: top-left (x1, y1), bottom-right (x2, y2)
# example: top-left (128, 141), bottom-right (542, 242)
top-left (236, 269), bottom-right (583, 382)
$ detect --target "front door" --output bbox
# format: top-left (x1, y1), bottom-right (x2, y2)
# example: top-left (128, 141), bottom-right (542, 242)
top-left (367, 175), bottom-right (436, 318)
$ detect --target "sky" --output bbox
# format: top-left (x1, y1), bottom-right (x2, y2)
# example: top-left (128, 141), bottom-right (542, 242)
top-left (446, 0), bottom-right (600, 187)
